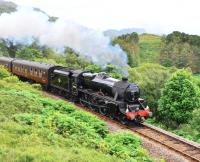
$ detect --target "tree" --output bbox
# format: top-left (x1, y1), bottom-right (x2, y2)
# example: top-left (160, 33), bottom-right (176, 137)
top-left (16, 47), bottom-right (43, 60)
top-left (157, 70), bottom-right (200, 128)
top-left (160, 31), bottom-right (200, 73)
top-left (0, 40), bottom-right (9, 56)
top-left (113, 33), bottom-right (140, 67)
top-left (0, 39), bottom-right (21, 58)
top-left (64, 47), bottom-right (91, 69)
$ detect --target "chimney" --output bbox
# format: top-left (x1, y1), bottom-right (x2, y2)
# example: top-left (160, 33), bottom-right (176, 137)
top-left (122, 77), bottom-right (128, 82)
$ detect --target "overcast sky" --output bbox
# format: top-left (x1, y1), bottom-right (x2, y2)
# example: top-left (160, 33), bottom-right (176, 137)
top-left (7, 0), bottom-right (200, 35)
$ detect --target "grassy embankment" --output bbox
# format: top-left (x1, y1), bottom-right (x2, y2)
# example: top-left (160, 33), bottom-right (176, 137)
top-left (0, 67), bottom-right (153, 162)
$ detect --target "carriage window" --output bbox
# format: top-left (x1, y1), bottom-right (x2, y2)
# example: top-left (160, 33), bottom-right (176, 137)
top-left (30, 68), bottom-right (33, 75)
top-left (35, 69), bottom-right (38, 76)
top-left (43, 71), bottom-right (46, 76)
top-left (39, 69), bottom-right (42, 78)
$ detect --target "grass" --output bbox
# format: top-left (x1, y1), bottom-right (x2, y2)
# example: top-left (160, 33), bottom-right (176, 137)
top-left (112, 33), bottom-right (162, 66)
top-left (0, 67), bottom-right (153, 162)
top-left (139, 34), bottom-right (162, 64)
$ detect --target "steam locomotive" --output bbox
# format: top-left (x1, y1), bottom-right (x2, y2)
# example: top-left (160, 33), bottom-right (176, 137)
top-left (0, 57), bottom-right (152, 123)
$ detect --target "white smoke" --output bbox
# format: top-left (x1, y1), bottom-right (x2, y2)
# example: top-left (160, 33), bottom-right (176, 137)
top-left (0, 7), bottom-right (128, 76)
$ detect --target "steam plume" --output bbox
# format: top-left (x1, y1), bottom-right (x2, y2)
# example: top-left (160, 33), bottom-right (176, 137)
top-left (0, 7), bottom-right (128, 75)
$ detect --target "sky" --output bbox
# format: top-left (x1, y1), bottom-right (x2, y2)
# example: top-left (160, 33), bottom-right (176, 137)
top-left (6, 0), bottom-right (200, 35)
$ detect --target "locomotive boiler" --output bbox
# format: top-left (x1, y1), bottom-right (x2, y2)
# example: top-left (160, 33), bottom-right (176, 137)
top-left (79, 71), bottom-right (152, 123)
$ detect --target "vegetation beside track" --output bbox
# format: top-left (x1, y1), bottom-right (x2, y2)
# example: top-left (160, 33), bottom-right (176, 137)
top-left (0, 66), bottom-right (153, 162)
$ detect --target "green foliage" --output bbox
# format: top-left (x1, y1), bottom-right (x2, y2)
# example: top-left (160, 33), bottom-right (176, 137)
top-left (0, 39), bottom-right (22, 58)
top-left (165, 31), bottom-right (200, 46)
top-left (190, 109), bottom-right (200, 131)
top-left (113, 33), bottom-right (162, 67)
top-left (99, 132), bottom-right (152, 161)
top-left (0, 65), bottom-right (10, 79)
top-left (0, 70), bottom-right (152, 162)
top-left (3, 75), bottom-right (19, 83)
top-left (0, 122), bottom-right (122, 162)
top-left (139, 34), bottom-right (161, 64)
top-left (160, 31), bottom-right (200, 73)
top-left (0, 40), bottom-right (9, 56)
top-left (193, 74), bottom-right (200, 88)
top-left (104, 64), bottom-right (122, 79)
top-left (64, 48), bottom-right (91, 69)
top-left (103, 132), bottom-right (141, 157)
top-left (128, 64), bottom-right (171, 110)
top-left (116, 32), bottom-right (139, 44)
top-left (16, 47), bottom-right (43, 60)
top-left (172, 124), bottom-right (200, 143)
top-left (157, 70), bottom-right (200, 128)
top-left (85, 64), bottom-right (102, 72)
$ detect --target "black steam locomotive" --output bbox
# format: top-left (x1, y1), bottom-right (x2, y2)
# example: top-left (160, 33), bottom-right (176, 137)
top-left (0, 57), bottom-right (152, 123)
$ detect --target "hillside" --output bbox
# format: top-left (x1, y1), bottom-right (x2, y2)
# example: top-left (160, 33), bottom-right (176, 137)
top-left (113, 33), bottom-right (162, 67)
top-left (0, 67), bottom-right (152, 162)
top-left (138, 34), bottom-right (162, 64)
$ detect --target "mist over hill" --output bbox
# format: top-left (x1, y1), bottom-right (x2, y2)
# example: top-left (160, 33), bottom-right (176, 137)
top-left (104, 28), bottom-right (146, 39)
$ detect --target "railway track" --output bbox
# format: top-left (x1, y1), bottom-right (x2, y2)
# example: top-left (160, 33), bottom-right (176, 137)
top-left (132, 123), bottom-right (200, 162)
top-left (44, 92), bottom-right (200, 162)
top-left (75, 103), bottom-right (200, 162)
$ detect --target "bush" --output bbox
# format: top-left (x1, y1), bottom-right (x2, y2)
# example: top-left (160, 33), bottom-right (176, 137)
top-left (102, 132), bottom-right (151, 161)
top-left (0, 65), bottom-right (10, 79)
top-left (69, 111), bottom-right (108, 137)
top-left (190, 109), bottom-right (200, 131)
top-left (3, 76), bottom-right (19, 83)
top-left (157, 70), bottom-right (200, 128)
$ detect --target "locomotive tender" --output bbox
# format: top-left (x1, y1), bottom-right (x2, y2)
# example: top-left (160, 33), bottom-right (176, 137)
top-left (0, 57), bottom-right (152, 123)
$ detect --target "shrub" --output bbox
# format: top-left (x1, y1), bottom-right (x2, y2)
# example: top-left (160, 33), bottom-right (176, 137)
top-left (69, 111), bottom-right (108, 137)
top-left (157, 70), bottom-right (200, 128)
top-left (3, 76), bottom-right (19, 83)
top-left (102, 132), bottom-right (152, 161)
top-left (0, 65), bottom-right (10, 79)
top-left (190, 109), bottom-right (200, 131)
